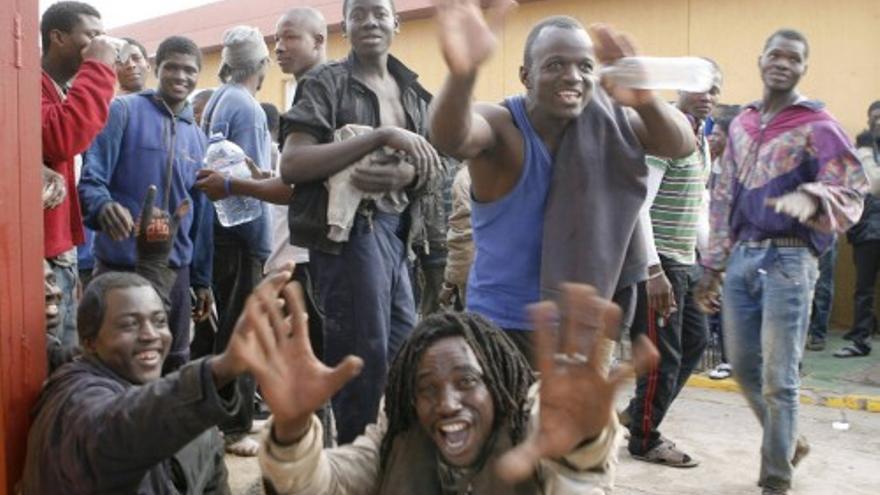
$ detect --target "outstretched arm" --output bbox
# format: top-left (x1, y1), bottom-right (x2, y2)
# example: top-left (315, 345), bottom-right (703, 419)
top-left (590, 24), bottom-right (695, 159)
top-left (428, 0), bottom-right (516, 160)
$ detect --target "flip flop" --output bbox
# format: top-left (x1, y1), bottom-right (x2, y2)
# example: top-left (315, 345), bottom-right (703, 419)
top-left (632, 439), bottom-right (699, 468)
top-left (833, 345), bottom-right (869, 358)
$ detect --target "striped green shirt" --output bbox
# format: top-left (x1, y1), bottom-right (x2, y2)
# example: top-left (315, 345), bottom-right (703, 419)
top-left (647, 136), bottom-right (710, 265)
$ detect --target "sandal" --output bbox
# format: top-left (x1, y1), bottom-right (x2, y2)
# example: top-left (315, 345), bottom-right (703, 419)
top-left (632, 439), bottom-right (699, 468)
top-left (833, 345), bottom-right (869, 358)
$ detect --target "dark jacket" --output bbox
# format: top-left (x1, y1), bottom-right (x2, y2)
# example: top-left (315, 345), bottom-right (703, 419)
top-left (22, 357), bottom-right (238, 494)
top-left (848, 141), bottom-right (880, 244)
top-left (280, 52), bottom-right (446, 255)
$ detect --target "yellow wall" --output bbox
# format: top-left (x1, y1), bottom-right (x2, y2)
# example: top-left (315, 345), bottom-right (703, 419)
top-left (185, 0), bottom-right (879, 327)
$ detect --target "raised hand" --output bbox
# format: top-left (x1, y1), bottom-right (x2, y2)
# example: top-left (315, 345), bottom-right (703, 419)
top-left (432, 0), bottom-right (517, 77)
top-left (590, 24), bottom-right (655, 108)
top-left (218, 269), bottom-right (364, 444)
top-left (134, 185), bottom-right (189, 305)
top-left (135, 185), bottom-right (189, 262)
top-left (497, 284), bottom-right (659, 482)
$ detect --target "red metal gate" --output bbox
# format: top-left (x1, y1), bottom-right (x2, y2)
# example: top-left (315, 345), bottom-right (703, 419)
top-left (0, 0), bottom-right (46, 491)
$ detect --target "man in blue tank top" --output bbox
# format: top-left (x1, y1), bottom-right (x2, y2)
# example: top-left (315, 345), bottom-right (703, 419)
top-left (429, 1), bottom-right (695, 362)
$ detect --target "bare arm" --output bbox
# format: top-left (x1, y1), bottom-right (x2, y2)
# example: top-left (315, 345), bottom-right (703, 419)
top-left (280, 130), bottom-right (389, 184)
top-left (429, 72), bottom-right (497, 160)
top-left (428, 0), bottom-right (514, 160)
top-left (627, 100), bottom-right (695, 159)
top-left (231, 177), bottom-right (293, 205)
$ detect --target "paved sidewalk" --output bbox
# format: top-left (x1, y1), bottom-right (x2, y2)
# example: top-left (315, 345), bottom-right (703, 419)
top-left (689, 332), bottom-right (880, 412)
top-left (225, 384), bottom-right (880, 494)
top-left (614, 386), bottom-right (880, 495)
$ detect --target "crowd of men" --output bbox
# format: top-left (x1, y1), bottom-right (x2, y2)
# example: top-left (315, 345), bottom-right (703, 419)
top-left (25, 0), bottom-right (877, 494)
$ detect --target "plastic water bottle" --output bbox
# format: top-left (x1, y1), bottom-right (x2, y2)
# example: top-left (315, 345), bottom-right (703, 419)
top-left (203, 134), bottom-right (262, 227)
top-left (599, 56), bottom-right (717, 93)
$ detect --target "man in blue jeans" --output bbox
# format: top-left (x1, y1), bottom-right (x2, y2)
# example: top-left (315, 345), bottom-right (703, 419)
top-left (696, 29), bottom-right (867, 495)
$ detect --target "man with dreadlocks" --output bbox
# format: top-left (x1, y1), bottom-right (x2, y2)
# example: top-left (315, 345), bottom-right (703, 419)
top-left (253, 283), bottom-right (657, 494)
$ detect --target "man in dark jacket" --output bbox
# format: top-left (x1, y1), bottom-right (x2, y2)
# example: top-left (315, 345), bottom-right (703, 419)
top-left (21, 193), bottom-right (301, 493)
top-left (279, 0), bottom-right (446, 444)
top-left (836, 101), bottom-right (880, 358)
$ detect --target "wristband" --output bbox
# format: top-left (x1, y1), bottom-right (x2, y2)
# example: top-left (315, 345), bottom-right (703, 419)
top-left (647, 270), bottom-right (664, 280)
top-left (224, 176), bottom-right (232, 196)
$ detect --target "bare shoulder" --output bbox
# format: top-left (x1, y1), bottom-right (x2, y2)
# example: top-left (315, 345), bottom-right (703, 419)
top-left (473, 101), bottom-right (520, 154)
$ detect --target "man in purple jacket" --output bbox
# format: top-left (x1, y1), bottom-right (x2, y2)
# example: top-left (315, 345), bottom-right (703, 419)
top-left (696, 29), bottom-right (868, 495)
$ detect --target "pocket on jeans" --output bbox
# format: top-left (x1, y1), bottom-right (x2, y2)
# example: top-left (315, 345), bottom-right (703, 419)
top-left (772, 248), bottom-right (813, 284)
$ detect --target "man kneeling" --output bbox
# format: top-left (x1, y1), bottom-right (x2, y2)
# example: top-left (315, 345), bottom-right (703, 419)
top-left (22, 268), bottom-right (296, 494)
top-left (258, 285), bottom-right (657, 494)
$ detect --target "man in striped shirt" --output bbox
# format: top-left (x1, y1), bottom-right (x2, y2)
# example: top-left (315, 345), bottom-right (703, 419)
top-left (625, 62), bottom-right (722, 468)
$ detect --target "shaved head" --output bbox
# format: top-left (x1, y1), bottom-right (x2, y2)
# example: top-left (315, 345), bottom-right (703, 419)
top-left (275, 7), bottom-right (328, 78)
top-left (278, 7), bottom-right (327, 39)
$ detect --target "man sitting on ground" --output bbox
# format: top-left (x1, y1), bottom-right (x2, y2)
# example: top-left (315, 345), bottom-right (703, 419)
top-left (257, 284), bottom-right (658, 494)
top-left (22, 189), bottom-right (298, 494)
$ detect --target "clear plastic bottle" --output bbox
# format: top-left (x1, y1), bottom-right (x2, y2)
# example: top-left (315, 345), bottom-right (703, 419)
top-left (203, 134), bottom-right (262, 227)
top-left (599, 56), bottom-right (717, 93)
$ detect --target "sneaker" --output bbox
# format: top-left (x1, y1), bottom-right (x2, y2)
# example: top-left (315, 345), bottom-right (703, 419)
top-left (708, 363), bottom-right (732, 380)
top-left (805, 336), bottom-right (826, 351)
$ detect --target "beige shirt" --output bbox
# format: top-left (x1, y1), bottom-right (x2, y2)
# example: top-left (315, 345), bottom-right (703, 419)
top-left (259, 385), bottom-right (621, 495)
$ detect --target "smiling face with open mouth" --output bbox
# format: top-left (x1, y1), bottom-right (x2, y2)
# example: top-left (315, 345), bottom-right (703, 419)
top-left (522, 25), bottom-right (596, 123)
top-left (415, 336), bottom-right (495, 467)
top-left (87, 285), bottom-right (172, 384)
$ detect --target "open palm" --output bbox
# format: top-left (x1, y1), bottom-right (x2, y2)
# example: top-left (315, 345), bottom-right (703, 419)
top-left (432, 0), bottom-right (516, 76)
top-left (225, 272), bottom-right (363, 439)
top-left (498, 284), bottom-right (659, 481)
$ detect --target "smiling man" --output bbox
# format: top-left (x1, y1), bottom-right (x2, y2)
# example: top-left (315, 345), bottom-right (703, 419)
top-left (695, 29), bottom-right (868, 495)
top-left (22, 260), bottom-right (311, 493)
top-left (277, 0), bottom-right (447, 444)
top-left (79, 36), bottom-right (215, 374)
top-left (429, 2), bottom-right (693, 362)
top-left (258, 285), bottom-right (657, 494)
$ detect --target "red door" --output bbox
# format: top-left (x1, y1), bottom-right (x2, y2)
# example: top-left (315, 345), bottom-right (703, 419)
top-left (0, 0), bottom-right (46, 491)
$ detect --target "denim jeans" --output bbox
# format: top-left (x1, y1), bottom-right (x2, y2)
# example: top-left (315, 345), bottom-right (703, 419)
top-left (49, 258), bottom-right (79, 347)
top-left (723, 244), bottom-right (818, 491)
top-left (808, 243), bottom-right (837, 341)
top-left (311, 211), bottom-right (416, 444)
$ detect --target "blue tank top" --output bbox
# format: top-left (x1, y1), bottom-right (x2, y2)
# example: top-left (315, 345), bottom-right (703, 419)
top-left (467, 95), bottom-right (553, 330)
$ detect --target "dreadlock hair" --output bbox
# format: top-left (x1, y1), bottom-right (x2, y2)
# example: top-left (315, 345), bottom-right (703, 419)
top-left (380, 311), bottom-right (536, 470)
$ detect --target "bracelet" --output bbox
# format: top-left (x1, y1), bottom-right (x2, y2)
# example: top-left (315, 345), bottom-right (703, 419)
top-left (223, 176), bottom-right (232, 196)
top-left (647, 270), bottom-right (664, 280)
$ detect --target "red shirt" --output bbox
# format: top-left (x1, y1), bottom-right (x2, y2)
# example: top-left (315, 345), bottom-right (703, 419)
top-left (41, 60), bottom-right (116, 258)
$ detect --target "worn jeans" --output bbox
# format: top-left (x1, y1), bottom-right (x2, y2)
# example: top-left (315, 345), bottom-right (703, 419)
top-left (311, 211), bottom-right (416, 444)
top-left (48, 257), bottom-right (79, 347)
top-left (723, 244), bottom-right (818, 491)
top-left (628, 257), bottom-right (708, 454)
top-left (808, 243), bottom-right (837, 341)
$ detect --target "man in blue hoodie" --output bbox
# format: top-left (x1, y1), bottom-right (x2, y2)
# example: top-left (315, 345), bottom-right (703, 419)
top-left (79, 35), bottom-right (214, 373)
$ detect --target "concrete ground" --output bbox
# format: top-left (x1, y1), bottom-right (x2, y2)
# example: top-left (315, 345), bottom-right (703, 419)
top-left (224, 383), bottom-right (880, 494)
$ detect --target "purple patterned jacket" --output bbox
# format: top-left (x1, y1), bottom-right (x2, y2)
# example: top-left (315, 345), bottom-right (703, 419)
top-left (704, 99), bottom-right (868, 271)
